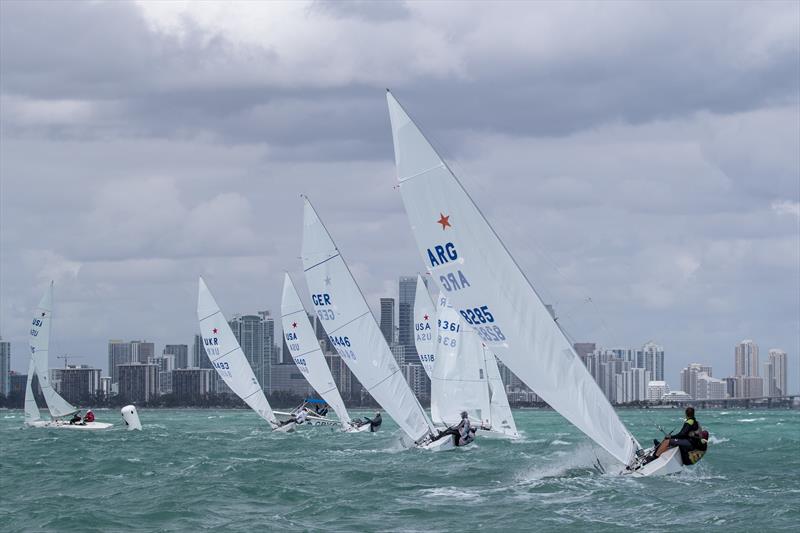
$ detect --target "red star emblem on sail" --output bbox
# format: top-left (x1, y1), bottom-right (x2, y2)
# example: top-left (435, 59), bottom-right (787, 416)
top-left (437, 213), bottom-right (451, 230)
top-left (212, 328), bottom-right (218, 334)
top-left (292, 322), bottom-right (297, 328)
top-left (423, 314), bottom-right (429, 321)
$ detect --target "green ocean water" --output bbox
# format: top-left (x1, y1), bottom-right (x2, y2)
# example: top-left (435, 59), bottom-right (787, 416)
top-left (0, 408), bottom-right (797, 532)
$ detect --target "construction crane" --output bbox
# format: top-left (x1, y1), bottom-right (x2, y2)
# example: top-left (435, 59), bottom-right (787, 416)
top-left (56, 354), bottom-right (85, 368)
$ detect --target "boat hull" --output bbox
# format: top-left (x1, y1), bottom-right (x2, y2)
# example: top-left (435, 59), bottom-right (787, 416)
top-left (625, 446), bottom-right (685, 477)
top-left (274, 411), bottom-right (339, 427)
top-left (419, 434), bottom-right (456, 451)
top-left (273, 421), bottom-right (296, 433)
top-left (344, 423), bottom-right (373, 433)
top-left (26, 420), bottom-right (114, 430)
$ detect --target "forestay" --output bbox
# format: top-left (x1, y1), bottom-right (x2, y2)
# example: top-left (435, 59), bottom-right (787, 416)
top-left (412, 274), bottom-right (436, 378)
top-left (300, 197), bottom-right (434, 443)
top-left (430, 293), bottom-right (490, 428)
top-left (281, 273), bottom-right (352, 427)
top-left (29, 282), bottom-right (78, 419)
top-left (197, 278), bottom-right (278, 427)
top-left (387, 91), bottom-right (639, 465)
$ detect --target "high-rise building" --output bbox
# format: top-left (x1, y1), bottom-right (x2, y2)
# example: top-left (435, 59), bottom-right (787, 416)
top-left (402, 362), bottom-right (429, 401)
top-left (638, 341), bottom-right (665, 381)
top-left (647, 380), bottom-right (670, 401)
top-left (131, 340), bottom-right (155, 364)
top-left (696, 373), bottom-right (727, 400)
top-left (99, 376), bottom-right (112, 398)
top-left (680, 363), bottom-right (712, 399)
top-left (228, 312), bottom-right (275, 389)
top-left (398, 276), bottom-right (419, 361)
top-left (739, 376), bottom-right (764, 398)
top-left (722, 377), bottom-right (738, 398)
top-left (619, 367), bottom-right (650, 403)
top-left (379, 298), bottom-right (395, 346)
top-left (763, 360), bottom-right (776, 397)
top-left (52, 365), bottom-right (101, 404)
top-left (172, 368), bottom-right (212, 402)
top-left (163, 344), bottom-right (189, 369)
top-left (192, 334), bottom-right (207, 368)
top-left (0, 337), bottom-right (10, 397)
top-left (768, 349), bottom-right (788, 397)
top-left (735, 340), bottom-right (759, 377)
top-left (108, 340), bottom-right (133, 385)
top-left (325, 352), bottom-right (355, 398)
top-left (152, 353), bottom-right (176, 373)
top-left (117, 363), bottom-right (159, 403)
top-left (573, 343), bottom-right (596, 367)
top-left (271, 363), bottom-right (315, 396)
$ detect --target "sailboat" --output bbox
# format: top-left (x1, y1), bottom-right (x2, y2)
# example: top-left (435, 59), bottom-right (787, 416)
top-left (413, 277), bottom-right (518, 438)
top-left (386, 91), bottom-right (692, 475)
top-left (280, 273), bottom-right (369, 432)
top-left (25, 282), bottom-right (113, 430)
top-left (300, 196), bottom-right (455, 450)
top-left (197, 277), bottom-right (294, 433)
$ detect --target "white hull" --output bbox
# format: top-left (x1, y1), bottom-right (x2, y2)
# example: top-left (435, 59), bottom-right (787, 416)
top-left (345, 422), bottom-right (374, 433)
top-left (273, 421), bottom-right (296, 433)
top-left (625, 447), bottom-right (685, 477)
top-left (26, 420), bottom-right (114, 430)
top-left (274, 411), bottom-right (340, 427)
top-left (419, 434), bottom-right (456, 451)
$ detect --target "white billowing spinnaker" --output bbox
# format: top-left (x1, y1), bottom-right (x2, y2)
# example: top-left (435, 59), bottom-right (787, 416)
top-left (281, 273), bottom-right (352, 428)
top-left (121, 405), bottom-right (142, 431)
top-left (29, 282), bottom-right (78, 419)
top-left (430, 293), bottom-right (489, 428)
top-left (197, 277), bottom-right (278, 428)
top-left (301, 197), bottom-right (435, 443)
top-left (387, 91), bottom-right (639, 466)
top-left (412, 274), bottom-right (436, 379)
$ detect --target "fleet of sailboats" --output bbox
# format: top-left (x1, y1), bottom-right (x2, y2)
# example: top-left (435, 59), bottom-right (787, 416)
top-left (13, 90), bottom-right (704, 475)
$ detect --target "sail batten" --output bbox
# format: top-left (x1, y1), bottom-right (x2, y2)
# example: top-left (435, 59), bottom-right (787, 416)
top-left (197, 278), bottom-right (277, 427)
top-left (387, 91), bottom-right (639, 465)
top-left (281, 273), bottom-right (352, 427)
top-left (301, 197), bottom-right (434, 443)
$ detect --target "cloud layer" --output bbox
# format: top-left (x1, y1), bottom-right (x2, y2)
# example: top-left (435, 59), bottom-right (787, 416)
top-left (1, 0), bottom-right (797, 391)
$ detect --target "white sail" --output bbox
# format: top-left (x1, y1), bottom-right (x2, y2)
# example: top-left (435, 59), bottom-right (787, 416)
top-left (387, 91), bottom-right (639, 465)
top-left (300, 197), bottom-right (434, 443)
top-left (29, 282), bottom-right (78, 418)
top-left (477, 340), bottom-right (519, 438)
top-left (197, 278), bottom-right (277, 427)
top-left (281, 273), bottom-right (352, 427)
top-left (412, 274), bottom-right (436, 378)
top-left (431, 293), bottom-right (490, 428)
top-left (24, 357), bottom-right (41, 424)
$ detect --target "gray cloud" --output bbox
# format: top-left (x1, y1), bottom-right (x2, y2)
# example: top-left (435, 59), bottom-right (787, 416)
top-left (0, 0), bottom-right (797, 392)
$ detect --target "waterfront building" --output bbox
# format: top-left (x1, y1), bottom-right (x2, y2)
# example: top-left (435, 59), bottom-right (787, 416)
top-left (117, 363), bottom-right (159, 403)
top-left (680, 363), bottom-right (712, 400)
top-left (638, 341), bottom-right (665, 381)
top-left (163, 344), bottom-right (189, 369)
top-left (402, 362), bottom-right (429, 401)
top-left (696, 373), bottom-right (727, 400)
top-left (0, 337), bottom-right (10, 396)
top-left (172, 368), bottom-right (212, 402)
top-left (735, 339), bottom-right (759, 378)
top-left (108, 340), bottom-right (133, 385)
top-left (131, 340), bottom-right (155, 364)
top-left (768, 349), bottom-right (788, 397)
top-left (51, 365), bottom-right (101, 404)
top-left (379, 298), bottom-right (395, 346)
top-left (647, 380), bottom-right (670, 401)
top-left (662, 390), bottom-right (692, 402)
top-left (192, 334), bottom-right (207, 369)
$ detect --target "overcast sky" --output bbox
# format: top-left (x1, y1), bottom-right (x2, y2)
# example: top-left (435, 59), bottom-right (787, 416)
top-left (1, 0), bottom-right (798, 392)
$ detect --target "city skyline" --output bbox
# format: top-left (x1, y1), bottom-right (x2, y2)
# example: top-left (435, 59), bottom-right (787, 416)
top-left (3, 281), bottom-right (795, 396)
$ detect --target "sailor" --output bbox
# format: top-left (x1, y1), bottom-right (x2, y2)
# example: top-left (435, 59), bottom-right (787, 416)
top-left (652, 406), bottom-right (701, 464)
top-left (437, 411), bottom-right (473, 446)
top-left (363, 412), bottom-right (382, 432)
top-left (83, 410), bottom-right (95, 423)
top-left (315, 405), bottom-right (328, 417)
top-left (294, 408), bottom-right (309, 425)
top-left (69, 411), bottom-right (82, 425)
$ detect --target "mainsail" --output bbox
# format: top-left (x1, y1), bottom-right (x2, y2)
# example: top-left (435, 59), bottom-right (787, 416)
top-left (430, 293), bottom-right (489, 428)
top-left (197, 277), bottom-right (278, 427)
top-left (300, 197), bottom-right (434, 443)
top-left (24, 358), bottom-right (41, 424)
top-left (281, 273), bottom-right (352, 427)
top-left (412, 274), bottom-right (436, 378)
top-left (386, 91), bottom-right (639, 465)
top-left (28, 282), bottom-right (78, 418)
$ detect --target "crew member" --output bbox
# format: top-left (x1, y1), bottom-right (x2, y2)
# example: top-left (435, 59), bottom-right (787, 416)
top-left (69, 411), bottom-right (82, 425)
top-left (652, 407), bottom-right (701, 464)
top-left (363, 412), bottom-right (382, 432)
top-left (83, 410), bottom-right (95, 423)
top-left (437, 411), bottom-right (473, 446)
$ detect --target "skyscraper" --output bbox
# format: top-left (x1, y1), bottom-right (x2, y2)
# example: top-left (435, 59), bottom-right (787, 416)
top-left (228, 311), bottom-right (276, 389)
top-left (163, 344), bottom-right (189, 369)
top-left (768, 349), bottom-right (788, 396)
top-left (130, 340), bottom-right (155, 364)
top-left (638, 341), bottom-right (665, 381)
top-left (379, 297), bottom-right (395, 346)
top-left (398, 276), bottom-right (417, 350)
top-left (0, 337), bottom-right (10, 397)
top-left (117, 363), bottom-right (159, 403)
top-left (172, 368), bottom-right (212, 402)
top-left (193, 334), bottom-right (208, 369)
top-left (735, 340), bottom-right (759, 377)
top-left (680, 363), bottom-right (712, 399)
top-left (53, 365), bottom-right (101, 404)
top-left (108, 340), bottom-right (133, 385)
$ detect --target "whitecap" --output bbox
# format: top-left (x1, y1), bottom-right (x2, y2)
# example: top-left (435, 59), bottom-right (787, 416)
top-left (550, 440), bottom-right (570, 445)
top-left (708, 436), bottom-right (729, 444)
top-left (737, 418), bottom-right (765, 422)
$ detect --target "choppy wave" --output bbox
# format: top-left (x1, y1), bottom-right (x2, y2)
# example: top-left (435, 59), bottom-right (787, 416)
top-left (0, 408), bottom-right (797, 532)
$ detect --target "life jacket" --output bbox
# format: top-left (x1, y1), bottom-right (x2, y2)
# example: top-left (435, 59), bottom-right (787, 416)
top-left (687, 448), bottom-right (706, 464)
top-left (686, 418), bottom-right (701, 438)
